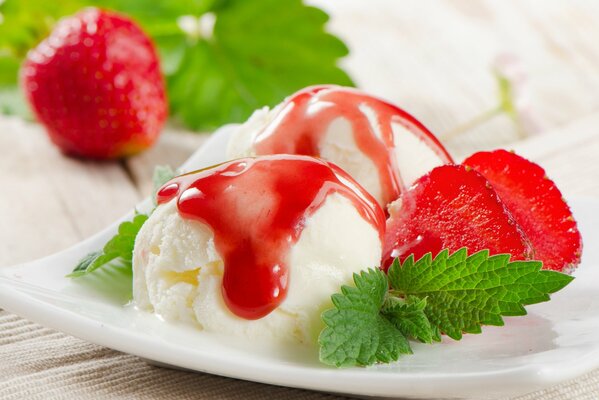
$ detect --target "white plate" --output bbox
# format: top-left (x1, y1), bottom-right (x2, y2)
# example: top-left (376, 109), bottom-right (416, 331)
top-left (1, 127), bottom-right (598, 400)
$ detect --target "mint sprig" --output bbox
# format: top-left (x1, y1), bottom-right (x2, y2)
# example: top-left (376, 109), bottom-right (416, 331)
top-left (67, 213), bottom-right (148, 278)
top-left (389, 249), bottom-right (573, 340)
top-left (319, 249), bottom-right (573, 367)
top-left (68, 165), bottom-right (175, 279)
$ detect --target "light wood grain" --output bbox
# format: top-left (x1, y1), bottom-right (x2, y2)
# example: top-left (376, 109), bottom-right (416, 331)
top-left (0, 120), bottom-right (211, 267)
top-left (0, 116), bottom-right (139, 266)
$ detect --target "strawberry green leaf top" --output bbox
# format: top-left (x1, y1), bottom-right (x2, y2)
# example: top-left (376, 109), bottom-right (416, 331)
top-left (319, 249), bottom-right (574, 367)
top-left (156, 0), bottom-right (353, 130)
top-left (1, 0), bottom-right (353, 128)
top-left (388, 249), bottom-right (573, 340)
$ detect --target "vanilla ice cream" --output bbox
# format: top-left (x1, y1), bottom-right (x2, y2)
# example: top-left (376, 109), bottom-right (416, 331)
top-left (133, 156), bottom-right (384, 344)
top-left (226, 86), bottom-right (452, 207)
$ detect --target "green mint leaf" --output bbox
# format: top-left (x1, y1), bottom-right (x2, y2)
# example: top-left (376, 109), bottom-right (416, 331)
top-left (382, 296), bottom-right (436, 344)
top-left (69, 250), bottom-right (102, 276)
top-left (319, 269), bottom-right (411, 367)
top-left (67, 213), bottom-right (148, 278)
top-left (431, 324), bottom-right (442, 342)
top-left (388, 249), bottom-right (574, 340)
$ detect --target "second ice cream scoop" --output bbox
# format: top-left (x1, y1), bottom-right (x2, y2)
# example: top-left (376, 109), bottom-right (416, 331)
top-left (227, 85), bottom-right (453, 208)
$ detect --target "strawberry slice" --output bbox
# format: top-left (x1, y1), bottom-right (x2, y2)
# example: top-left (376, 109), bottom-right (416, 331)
top-left (382, 164), bottom-right (533, 269)
top-left (463, 150), bottom-right (582, 273)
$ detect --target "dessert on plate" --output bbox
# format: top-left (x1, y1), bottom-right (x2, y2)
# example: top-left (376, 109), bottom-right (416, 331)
top-left (133, 155), bottom-right (385, 343)
top-left (121, 85), bottom-right (581, 361)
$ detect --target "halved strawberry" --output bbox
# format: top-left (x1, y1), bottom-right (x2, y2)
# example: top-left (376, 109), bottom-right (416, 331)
top-left (463, 150), bottom-right (582, 272)
top-left (382, 164), bottom-right (533, 269)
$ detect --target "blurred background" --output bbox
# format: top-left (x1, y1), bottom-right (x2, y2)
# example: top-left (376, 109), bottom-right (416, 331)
top-left (2, 1), bottom-right (598, 155)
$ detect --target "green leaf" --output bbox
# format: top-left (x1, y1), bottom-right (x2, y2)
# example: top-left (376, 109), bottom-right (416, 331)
top-left (70, 250), bottom-right (102, 276)
top-left (0, 0), bottom-right (87, 57)
top-left (0, 0), bottom-right (352, 130)
top-left (319, 269), bottom-right (412, 367)
top-left (388, 249), bottom-right (574, 340)
top-left (143, 0), bottom-right (353, 130)
top-left (382, 296), bottom-right (437, 344)
top-left (68, 213), bottom-right (148, 278)
top-left (0, 56), bottom-right (20, 86)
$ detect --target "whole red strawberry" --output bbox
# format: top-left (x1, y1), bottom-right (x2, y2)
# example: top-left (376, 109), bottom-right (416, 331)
top-left (21, 8), bottom-right (167, 159)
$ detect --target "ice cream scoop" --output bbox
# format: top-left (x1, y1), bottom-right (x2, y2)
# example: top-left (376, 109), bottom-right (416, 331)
top-left (133, 155), bottom-right (385, 343)
top-left (227, 85), bottom-right (453, 207)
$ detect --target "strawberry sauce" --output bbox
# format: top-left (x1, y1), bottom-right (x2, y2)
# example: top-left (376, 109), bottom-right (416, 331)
top-left (157, 155), bottom-right (385, 320)
top-left (253, 86), bottom-right (453, 206)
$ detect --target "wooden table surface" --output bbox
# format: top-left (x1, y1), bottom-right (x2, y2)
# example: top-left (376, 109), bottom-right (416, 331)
top-left (1, 1), bottom-right (599, 399)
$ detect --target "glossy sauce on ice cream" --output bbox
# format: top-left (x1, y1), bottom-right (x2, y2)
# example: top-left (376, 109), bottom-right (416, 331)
top-left (157, 155), bottom-right (385, 320)
top-left (252, 86), bottom-right (453, 207)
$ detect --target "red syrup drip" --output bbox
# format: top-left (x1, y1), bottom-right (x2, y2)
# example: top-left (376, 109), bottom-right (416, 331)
top-left (253, 85), bottom-right (453, 207)
top-left (156, 155), bottom-right (386, 320)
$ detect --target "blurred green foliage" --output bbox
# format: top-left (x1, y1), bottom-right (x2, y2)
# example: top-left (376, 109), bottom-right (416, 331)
top-left (0, 0), bottom-right (353, 129)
